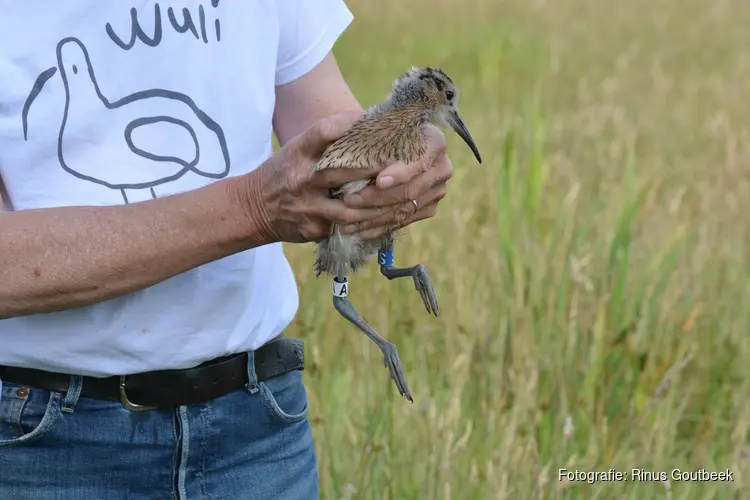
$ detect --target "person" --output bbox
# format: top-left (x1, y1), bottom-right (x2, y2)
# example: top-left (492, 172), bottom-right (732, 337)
top-left (0, 1), bottom-right (454, 498)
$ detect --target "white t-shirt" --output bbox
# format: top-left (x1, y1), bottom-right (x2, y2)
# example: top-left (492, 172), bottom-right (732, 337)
top-left (0, 1), bottom-right (354, 377)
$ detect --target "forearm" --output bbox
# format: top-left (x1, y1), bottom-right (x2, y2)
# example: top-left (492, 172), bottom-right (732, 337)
top-left (0, 174), bottom-right (271, 319)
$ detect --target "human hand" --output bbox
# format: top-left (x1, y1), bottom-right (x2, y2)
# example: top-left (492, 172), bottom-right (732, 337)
top-left (245, 112), bottom-right (402, 244)
top-left (337, 125), bottom-right (454, 239)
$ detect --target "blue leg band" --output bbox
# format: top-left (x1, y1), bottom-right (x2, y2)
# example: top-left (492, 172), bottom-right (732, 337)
top-left (378, 249), bottom-right (394, 267)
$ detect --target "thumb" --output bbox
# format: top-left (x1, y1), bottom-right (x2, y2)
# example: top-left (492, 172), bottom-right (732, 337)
top-left (300, 111), bottom-right (365, 158)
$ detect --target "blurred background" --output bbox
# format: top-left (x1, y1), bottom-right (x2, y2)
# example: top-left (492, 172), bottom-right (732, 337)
top-left (281, 0), bottom-right (750, 498)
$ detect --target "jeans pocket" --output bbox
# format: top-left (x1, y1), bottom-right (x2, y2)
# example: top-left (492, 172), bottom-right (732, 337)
top-left (258, 370), bottom-right (309, 425)
top-left (0, 382), bottom-right (62, 448)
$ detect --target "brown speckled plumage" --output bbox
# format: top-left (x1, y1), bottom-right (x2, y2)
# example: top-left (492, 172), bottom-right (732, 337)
top-left (311, 66), bottom-right (481, 279)
top-left (314, 104), bottom-right (428, 175)
top-left (311, 104), bottom-right (428, 278)
top-left (310, 67), bottom-right (482, 403)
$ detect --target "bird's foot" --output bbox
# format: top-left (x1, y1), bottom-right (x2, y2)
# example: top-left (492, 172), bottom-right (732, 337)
top-left (332, 277), bottom-right (413, 402)
top-left (379, 261), bottom-right (438, 317)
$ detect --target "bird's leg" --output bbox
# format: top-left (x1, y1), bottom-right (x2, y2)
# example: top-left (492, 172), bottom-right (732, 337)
top-left (378, 237), bottom-right (438, 316)
top-left (332, 276), bottom-right (413, 402)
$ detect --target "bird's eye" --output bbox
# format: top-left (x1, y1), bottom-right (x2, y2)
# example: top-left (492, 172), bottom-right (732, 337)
top-left (445, 90), bottom-right (454, 100)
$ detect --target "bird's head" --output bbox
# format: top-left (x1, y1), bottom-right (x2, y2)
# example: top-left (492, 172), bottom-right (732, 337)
top-left (388, 66), bottom-right (482, 164)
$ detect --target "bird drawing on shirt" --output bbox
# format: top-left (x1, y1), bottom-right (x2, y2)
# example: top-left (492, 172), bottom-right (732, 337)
top-left (311, 66), bottom-right (483, 402)
top-left (22, 37), bottom-right (230, 205)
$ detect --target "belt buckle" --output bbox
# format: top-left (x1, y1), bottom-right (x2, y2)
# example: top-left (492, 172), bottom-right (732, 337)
top-left (119, 375), bottom-right (157, 412)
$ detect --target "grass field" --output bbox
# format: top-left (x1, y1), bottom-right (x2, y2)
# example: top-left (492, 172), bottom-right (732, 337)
top-left (281, 0), bottom-right (750, 498)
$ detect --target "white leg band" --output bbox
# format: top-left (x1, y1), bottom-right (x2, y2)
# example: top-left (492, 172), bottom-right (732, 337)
top-left (333, 278), bottom-right (349, 298)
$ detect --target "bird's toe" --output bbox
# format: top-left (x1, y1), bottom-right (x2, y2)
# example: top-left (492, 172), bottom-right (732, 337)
top-left (413, 265), bottom-right (439, 316)
top-left (382, 343), bottom-right (413, 403)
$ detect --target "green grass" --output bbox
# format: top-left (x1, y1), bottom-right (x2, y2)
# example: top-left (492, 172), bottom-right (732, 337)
top-left (280, 0), bottom-right (750, 497)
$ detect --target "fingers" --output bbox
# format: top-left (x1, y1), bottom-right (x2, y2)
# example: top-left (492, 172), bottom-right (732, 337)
top-left (338, 182), bottom-right (447, 235)
top-left (372, 125), bottom-right (447, 190)
top-left (313, 196), bottom-right (393, 227)
top-left (355, 203), bottom-right (439, 240)
top-left (342, 153), bottom-right (453, 208)
top-left (300, 111), bottom-right (365, 157)
top-left (311, 167), bottom-right (384, 190)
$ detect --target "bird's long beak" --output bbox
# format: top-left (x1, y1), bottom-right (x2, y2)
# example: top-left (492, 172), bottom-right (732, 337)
top-left (449, 111), bottom-right (482, 164)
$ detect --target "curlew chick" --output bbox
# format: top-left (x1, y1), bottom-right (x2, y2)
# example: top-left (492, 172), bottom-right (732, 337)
top-left (311, 67), bottom-right (482, 402)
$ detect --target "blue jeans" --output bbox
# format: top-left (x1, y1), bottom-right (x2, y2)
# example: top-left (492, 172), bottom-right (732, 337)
top-left (0, 352), bottom-right (319, 499)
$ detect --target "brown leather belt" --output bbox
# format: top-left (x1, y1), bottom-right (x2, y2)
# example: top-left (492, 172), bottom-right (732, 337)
top-left (0, 336), bottom-right (305, 411)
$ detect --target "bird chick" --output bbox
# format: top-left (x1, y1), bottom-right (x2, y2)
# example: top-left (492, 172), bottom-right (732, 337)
top-left (311, 66), bottom-right (482, 402)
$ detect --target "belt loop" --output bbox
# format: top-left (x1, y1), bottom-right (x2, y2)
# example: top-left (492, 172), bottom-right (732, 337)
top-left (61, 375), bottom-right (83, 413)
top-left (245, 351), bottom-right (259, 395)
